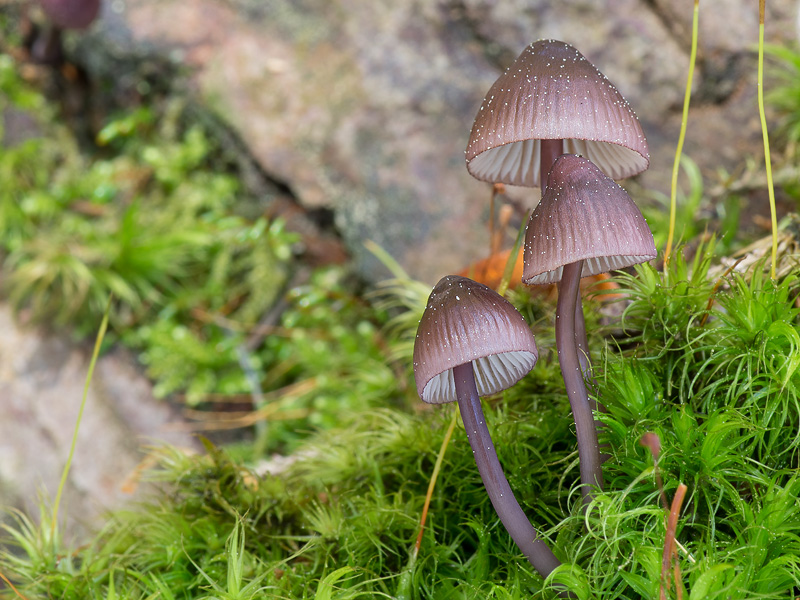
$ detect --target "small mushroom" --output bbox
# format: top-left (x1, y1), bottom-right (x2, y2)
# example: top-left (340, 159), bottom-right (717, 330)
top-left (465, 39), bottom-right (649, 192)
top-left (413, 275), bottom-right (561, 579)
top-left (39, 0), bottom-right (100, 30)
top-left (30, 0), bottom-right (100, 64)
top-left (522, 154), bottom-right (656, 505)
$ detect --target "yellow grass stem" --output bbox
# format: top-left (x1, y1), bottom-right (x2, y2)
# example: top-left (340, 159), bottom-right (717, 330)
top-left (413, 406), bottom-right (459, 558)
top-left (51, 295), bottom-right (111, 539)
top-left (664, 0), bottom-right (700, 268)
top-left (757, 0), bottom-right (779, 279)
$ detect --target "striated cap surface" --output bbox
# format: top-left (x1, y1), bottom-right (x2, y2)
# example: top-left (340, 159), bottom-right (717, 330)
top-left (413, 275), bottom-right (538, 404)
top-left (522, 154), bottom-right (656, 285)
top-left (466, 39), bottom-right (649, 187)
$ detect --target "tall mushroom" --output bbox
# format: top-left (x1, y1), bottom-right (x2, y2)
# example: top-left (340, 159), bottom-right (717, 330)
top-left (522, 154), bottom-right (657, 505)
top-left (465, 39), bottom-right (650, 372)
top-left (413, 275), bottom-right (561, 580)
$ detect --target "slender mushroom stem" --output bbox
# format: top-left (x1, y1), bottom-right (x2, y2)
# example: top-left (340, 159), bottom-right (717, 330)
top-left (574, 300), bottom-right (603, 415)
top-left (573, 300), bottom-right (594, 389)
top-left (556, 260), bottom-right (604, 505)
top-left (31, 24), bottom-right (63, 65)
top-left (453, 361), bottom-right (562, 579)
top-left (539, 139), bottom-right (593, 382)
top-left (539, 139), bottom-right (563, 195)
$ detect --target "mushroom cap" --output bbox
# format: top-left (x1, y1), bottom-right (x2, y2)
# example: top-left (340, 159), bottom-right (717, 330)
top-left (465, 39), bottom-right (649, 187)
top-left (522, 154), bottom-right (656, 285)
top-left (39, 0), bottom-right (100, 30)
top-left (413, 275), bottom-right (538, 404)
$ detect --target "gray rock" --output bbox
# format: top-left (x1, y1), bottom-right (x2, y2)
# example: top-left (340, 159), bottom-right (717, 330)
top-left (0, 304), bottom-right (198, 540)
top-left (79, 0), bottom-right (800, 283)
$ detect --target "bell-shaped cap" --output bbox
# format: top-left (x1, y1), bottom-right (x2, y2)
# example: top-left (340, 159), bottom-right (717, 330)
top-left (522, 154), bottom-right (656, 285)
top-left (466, 39), bottom-right (649, 187)
top-left (413, 275), bottom-right (538, 404)
top-left (39, 0), bottom-right (100, 29)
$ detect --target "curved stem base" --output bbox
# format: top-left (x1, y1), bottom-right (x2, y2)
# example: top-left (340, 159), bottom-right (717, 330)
top-left (556, 261), bottom-right (604, 505)
top-left (453, 362), bottom-right (561, 579)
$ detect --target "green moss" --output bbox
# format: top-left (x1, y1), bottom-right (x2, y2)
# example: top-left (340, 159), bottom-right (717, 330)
top-left (4, 239), bottom-right (800, 598)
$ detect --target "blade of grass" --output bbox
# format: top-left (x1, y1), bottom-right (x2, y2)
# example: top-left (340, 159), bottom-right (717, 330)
top-left (413, 405), bottom-right (459, 558)
top-left (640, 432), bottom-right (668, 510)
top-left (698, 256), bottom-right (746, 327)
top-left (664, 0), bottom-right (700, 268)
top-left (497, 210), bottom-right (530, 297)
top-left (365, 239), bottom-right (411, 280)
top-left (757, 0), bottom-right (779, 279)
top-left (51, 294), bottom-right (112, 538)
top-left (315, 566), bottom-right (357, 600)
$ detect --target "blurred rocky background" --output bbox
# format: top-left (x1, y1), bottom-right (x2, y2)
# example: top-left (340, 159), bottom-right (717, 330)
top-left (89, 0), bottom-right (798, 281)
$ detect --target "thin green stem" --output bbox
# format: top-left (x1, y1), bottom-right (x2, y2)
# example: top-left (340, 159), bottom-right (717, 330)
top-left (364, 239), bottom-right (411, 280)
top-left (665, 0), bottom-right (700, 268)
top-left (51, 295), bottom-right (112, 538)
top-left (757, 0), bottom-right (779, 280)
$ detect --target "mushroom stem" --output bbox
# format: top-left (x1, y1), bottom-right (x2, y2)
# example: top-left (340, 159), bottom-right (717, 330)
top-left (556, 260), bottom-right (604, 504)
top-left (574, 299), bottom-right (591, 377)
top-left (539, 139), bottom-right (563, 196)
top-left (453, 361), bottom-right (562, 580)
top-left (539, 139), bottom-right (593, 383)
top-left (574, 299), bottom-right (599, 407)
top-left (30, 23), bottom-right (63, 65)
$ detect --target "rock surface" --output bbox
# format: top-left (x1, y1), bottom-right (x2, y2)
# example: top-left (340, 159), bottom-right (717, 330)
top-left (78, 0), bottom-right (799, 283)
top-left (0, 305), bottom-right (198, 539)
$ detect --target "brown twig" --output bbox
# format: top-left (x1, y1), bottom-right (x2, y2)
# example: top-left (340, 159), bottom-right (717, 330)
top-left (0, 570), bottom-right (29, 600)
top-left (661, 483), bottom-right (688, 600)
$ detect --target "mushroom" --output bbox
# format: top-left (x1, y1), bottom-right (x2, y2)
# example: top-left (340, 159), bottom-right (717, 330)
top-left (30, 0), bottom-right (100, 64)
top-left (413, 275), bottom-right (561, 580)
top-left (522, 154), bottom-right (656, 505)
top-left (465, 39), bottom-right (649, 192)
top-left (465, 39), bottom-right (649, 376)
top-left (39, 0), bottom-right (100, 30)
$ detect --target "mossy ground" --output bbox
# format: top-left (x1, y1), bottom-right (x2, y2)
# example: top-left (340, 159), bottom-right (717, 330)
top-left (3, 240), bottom-right (800, 599)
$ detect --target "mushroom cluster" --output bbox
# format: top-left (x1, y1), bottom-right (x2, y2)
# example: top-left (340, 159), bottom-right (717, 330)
top-left (523, 154), bottom-right (656, 504)
top-left (412, 38), bottom-right (657, 584)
